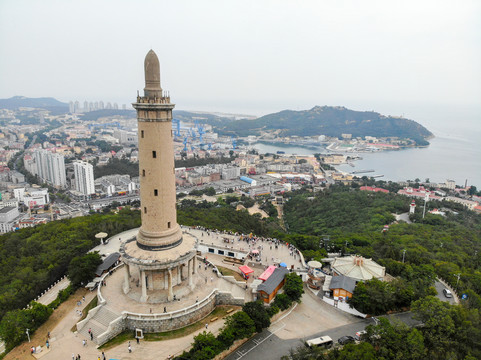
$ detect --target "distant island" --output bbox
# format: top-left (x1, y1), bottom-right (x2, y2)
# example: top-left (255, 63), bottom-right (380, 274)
top-left (210, 106), bottom-right (433, 146)
top-left (0, 95), bottom-right (69, 114)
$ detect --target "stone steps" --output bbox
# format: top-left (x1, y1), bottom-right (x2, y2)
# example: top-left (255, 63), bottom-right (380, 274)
top-left (94, 306), bottom-right (120, 327)
top-left (78, 306), bottom-right (120, 343)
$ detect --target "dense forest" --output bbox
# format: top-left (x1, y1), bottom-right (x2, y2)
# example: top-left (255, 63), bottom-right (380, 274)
top-left (280, 185), bottom-right (481, 359)
top-left (212, 106), bottom-right (432, 145)
top-left (0, 208), bottom-right (141, 320)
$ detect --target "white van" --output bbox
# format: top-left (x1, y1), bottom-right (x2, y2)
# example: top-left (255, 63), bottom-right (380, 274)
top-left (306, 336), bottom-right (333, 349)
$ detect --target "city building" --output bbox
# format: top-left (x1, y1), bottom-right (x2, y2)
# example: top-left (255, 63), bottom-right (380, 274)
top-left (0, 206), bottom-right (20, 233)
top-left (73, 161), bottom-right (95, 196)
top-left (33, 150), bottom-right (67, 188)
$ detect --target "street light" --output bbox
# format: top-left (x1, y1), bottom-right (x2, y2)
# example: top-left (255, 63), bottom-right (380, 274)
top-left (402, 249), bottom-right (406, 263)
top-left (455, 273), bottom-right (461, 289)
top-left (26, 328), bottom-right (30, 342)
top-left (422, 193), bottom-right (429, 219)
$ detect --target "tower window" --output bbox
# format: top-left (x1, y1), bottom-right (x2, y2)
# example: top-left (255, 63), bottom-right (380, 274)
top-left (141, 130), bottom-right (144, 138)
top-left (152, 151), bottom-right (157, 158)
top-left (142, 169), bottom-right (145, 177)
top-left (154, 189), bottom-right (158, 196)
top-left (168, 222), bottom-right (171, 228)
top-left (144, 207), bottom-right (147, 214)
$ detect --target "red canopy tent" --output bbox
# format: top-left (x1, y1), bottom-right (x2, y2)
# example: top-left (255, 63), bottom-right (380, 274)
top-left (259, 265), bottom-right (277, 281)
top-left (239, 265), bottom-right (254, 279)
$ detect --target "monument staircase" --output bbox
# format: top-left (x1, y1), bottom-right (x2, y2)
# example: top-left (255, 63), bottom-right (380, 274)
top-left (77, 305), bottom-right (120, 344)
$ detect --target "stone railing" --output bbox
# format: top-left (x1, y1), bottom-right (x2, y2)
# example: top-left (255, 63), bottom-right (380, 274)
top-left (124, 289), bottom-right (217, 320)
top-left (97, 262), bottom-right (124, 305)
top-left (122, 290), bottom-right (218, 333)
top-left (32, 275), bottom-right (69, 306)
top-left (76, 304), bottom-right (102, 332)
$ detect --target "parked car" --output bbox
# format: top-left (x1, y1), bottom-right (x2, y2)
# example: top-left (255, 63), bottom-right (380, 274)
top-left (338, 335), bottom-right (355, 345)
top-left (354, 330), bottom-right (367, 341)
top-left (443, 288), bottom-right (453, 298)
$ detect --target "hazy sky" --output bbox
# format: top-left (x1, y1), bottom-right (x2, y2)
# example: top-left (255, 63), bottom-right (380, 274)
top-left (1, 0), bottom-right (480, 116)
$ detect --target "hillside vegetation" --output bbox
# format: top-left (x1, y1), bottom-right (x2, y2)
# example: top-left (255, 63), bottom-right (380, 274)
top-left (215, 106), bottom-right (432, 145)
top-left (281, 184), bottom-right (481, 359)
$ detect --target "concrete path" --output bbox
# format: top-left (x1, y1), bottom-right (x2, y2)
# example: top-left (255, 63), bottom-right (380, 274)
top-left (37, 277), bottom-right (71, 306)
top-left (394, 212), bottom-right (412, 224)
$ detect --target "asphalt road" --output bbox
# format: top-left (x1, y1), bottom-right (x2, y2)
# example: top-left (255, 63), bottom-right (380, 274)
top-left (434, 280), bottom-right (457, 305)
top-left (226, 320), bottom-right (371, 360)
top-left (225, 311), bottom-right (422, 360)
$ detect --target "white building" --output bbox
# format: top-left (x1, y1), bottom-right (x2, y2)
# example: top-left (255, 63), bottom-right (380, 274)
top-left (73, 161), bottom-right (95, 196)
top-left (0, 206), bottom-right (20, 233)
top-left (24, 189), bottom-right (50, 207)
top-left (33, 150), bottom-right (66, 188)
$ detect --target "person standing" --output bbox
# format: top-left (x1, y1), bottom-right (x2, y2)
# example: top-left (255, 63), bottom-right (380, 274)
top-left (101, 351), bottom-right (106, 360)
top-left (128, 340), bottom-right (132, 353)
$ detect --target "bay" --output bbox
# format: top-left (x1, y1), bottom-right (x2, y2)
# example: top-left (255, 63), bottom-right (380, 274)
top-left (252, 105), bottom-right (481, 188)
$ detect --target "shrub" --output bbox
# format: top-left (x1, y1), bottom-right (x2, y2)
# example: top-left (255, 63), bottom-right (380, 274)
top-left (267, 304), bottom-right (280, 317)
top-left (242, 301), bottom-right (271, 332)
top-left (273, 293), bottom-right (292, 310)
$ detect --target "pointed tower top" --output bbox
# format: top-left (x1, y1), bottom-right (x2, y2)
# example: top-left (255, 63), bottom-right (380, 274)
top-left (144, 49), bottom-right (162, 98)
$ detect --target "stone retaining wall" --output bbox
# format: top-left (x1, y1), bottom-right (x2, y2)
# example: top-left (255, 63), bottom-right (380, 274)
top-left (123, 292), bottom-right (217, 333)
top-left (97, 315), bottom-right (127, 345)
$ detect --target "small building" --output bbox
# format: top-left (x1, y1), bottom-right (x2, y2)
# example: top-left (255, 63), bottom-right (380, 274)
top-left (259, 265), bottom-right (277, 281)
top-left (95, 252), bottom-right (121, 277)
top-left (257, 267), bottom-right (289, 303)
top-left (329, 274), bottom-right (357, 300)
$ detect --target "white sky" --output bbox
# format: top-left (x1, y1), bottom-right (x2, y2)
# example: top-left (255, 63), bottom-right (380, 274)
top-left (0, 0), bottom-right (480, 116)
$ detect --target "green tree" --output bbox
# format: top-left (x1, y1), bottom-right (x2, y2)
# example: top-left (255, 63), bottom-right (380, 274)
top-left (273, 293), bottom-right (292, 310)
top-left (283, 273), bottom-right (304, 302)
top-left (67, 252), bottom-right (103, 288)
top-left (411, 296), bottom-right (456, 359)
top-left (242, 301), bottom-right (270, 332)
top-left (189, 331), bottom-right (221, 359)
top-left (348, 279), bottom-right (393, 315)
top-left (204, 187), bottom-right (216, 196)
top-left (225, 311), bottom-right (255, 340)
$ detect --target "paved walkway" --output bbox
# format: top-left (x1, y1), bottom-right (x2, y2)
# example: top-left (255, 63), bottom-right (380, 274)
top-left (33, 290), bottom-right (228, 360)
top-left (37, 277), bottom-right (71, 306)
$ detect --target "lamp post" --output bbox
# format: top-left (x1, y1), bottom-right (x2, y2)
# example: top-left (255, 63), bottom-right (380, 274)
top-left (423, 193), bottom-right (429, 219)
top-left (402, 249), bottom-right (406, 263)
top-left (455, 273), bottom-right (461, 289)
top-left (26, 328), bottom-right (30, 342)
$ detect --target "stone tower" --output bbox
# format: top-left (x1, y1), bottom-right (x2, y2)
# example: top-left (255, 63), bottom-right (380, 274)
top-left (121, 50), bottom-right (197, 303)
top-left (133, 49), bottom-right (182, 250)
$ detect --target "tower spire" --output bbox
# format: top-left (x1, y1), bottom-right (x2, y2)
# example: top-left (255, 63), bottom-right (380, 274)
top-left (144, 49), bottom-right (162, 99)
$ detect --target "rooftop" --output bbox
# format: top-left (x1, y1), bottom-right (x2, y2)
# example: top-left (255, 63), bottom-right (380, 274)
top-left (331, 255), bottom-right (385, 281)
